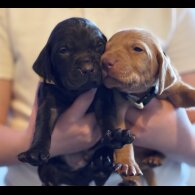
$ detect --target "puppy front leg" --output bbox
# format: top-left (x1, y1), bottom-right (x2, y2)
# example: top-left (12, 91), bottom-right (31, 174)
top-left (114, 144), bottom-right (143, 185)
top-left (98, 93), bottom-right (141, 184)
top-left (18, 101), bottom-right (63, 166)
top-left (96, 88), bottom-right (135, 149)
top-left (18, 84), bottom-right (66, 166)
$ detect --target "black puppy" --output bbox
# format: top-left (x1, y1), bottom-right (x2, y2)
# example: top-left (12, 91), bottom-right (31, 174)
top-left (18, 18), bottom-right (134, 186)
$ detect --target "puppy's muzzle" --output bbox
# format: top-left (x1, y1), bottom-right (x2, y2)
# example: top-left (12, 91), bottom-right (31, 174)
top-left (101, 55), bottom-right (116, 71)
top-left (77, 59), bottom-right (95, 75)
top-left (67, 56), bottom-right (101, 91)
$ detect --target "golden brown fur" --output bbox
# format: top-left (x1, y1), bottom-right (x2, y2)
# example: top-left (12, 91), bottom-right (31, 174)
top-left (101, 29), bottom-right (195, 185)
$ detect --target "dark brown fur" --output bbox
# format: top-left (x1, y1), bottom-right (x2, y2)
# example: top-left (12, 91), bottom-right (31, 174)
top-left (17, 18), bottom-right (135, 186)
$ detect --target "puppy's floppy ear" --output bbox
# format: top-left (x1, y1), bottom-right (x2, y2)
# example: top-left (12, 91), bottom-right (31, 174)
top-left (32, 45), bottom-right (55, 82)
top-left (102, 33), bottom-right (107, 42)
top-left (156, 49), bottom-right (178, 96)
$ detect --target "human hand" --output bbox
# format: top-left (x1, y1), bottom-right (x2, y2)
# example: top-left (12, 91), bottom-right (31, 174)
top-left (25, 88), bottom-right (101, 158)
top-left (186, 108), bottom-right (195, 123)
top-left (50, 88), bottom-right (101, 157)
top-left (125, 98), bottom-right (195, 165)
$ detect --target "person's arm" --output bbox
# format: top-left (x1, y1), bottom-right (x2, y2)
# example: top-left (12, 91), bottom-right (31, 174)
top-left (186, 108), bottom-right (195, 124)
top-left (182, 71), bottom-right (195, 87)
top-left (0, 80), bottom-right (12, 124)
top-left (0, 80), bottom-right (101, 165)
top-left (0, 79), bottom-right (31, 165)
top-left (182, 71), bottom-right (195, 123)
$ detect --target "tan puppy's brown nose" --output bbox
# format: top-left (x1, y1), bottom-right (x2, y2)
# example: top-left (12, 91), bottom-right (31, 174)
top-left (101, 56), bottom-right (116, 71)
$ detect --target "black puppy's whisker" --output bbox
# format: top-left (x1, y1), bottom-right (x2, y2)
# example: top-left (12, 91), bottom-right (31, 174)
top-left (77, 68), bottom-right (84, 76)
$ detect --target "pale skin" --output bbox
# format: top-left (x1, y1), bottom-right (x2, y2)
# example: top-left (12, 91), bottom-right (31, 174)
top-left (0, 72), bottom-right (195, 166)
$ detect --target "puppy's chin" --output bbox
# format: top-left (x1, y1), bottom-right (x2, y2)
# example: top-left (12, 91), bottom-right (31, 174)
top-left (103, 76), bottom-right (148, 93)
top-left (63, 69), bottom-right (101, 91)
top-left (65, 81), bottom-right (96, 91)
top-left (103, 76), bottom-right (121, 89)
top-left (65, 77), bottom-right (101, 92)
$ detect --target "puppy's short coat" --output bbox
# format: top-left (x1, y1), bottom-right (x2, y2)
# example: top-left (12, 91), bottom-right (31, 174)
top-left (18, 18), bottom-right (135, 186)
top-left (101, 29), bottom-right (195, 185)
top-left (18, 17), bottom-right (106, 185)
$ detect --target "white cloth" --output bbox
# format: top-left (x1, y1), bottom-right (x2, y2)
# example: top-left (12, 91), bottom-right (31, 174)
top-left (0, 8), bottom-right (195, 186)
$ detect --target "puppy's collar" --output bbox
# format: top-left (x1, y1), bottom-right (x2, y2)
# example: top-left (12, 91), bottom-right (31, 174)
top-left (120, 86), bottom-right (158, 109)
top-left (39, 77), bottom-right (56, 85)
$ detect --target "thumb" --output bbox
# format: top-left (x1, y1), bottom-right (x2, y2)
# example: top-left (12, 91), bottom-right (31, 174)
top-left (66, 88), bottom-right (97, 120)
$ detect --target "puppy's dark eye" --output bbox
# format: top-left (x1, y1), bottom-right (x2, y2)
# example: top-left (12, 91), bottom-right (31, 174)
top-left (96, 42), bottom-right (105, 54)
top-left (59, 47), bottom-right (69, 54)
top-left (133, 47), bottom-right (143, 52)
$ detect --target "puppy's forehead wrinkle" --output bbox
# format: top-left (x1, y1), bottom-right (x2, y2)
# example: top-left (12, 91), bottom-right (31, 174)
top-left (51, 39), bottom-right (100, 57)
top-left (51, 33), bottom-right (105, 54)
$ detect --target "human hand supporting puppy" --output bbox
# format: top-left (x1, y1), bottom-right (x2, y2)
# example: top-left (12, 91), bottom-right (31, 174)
top-left (25, 88), bottom-right (101, 159)
top-left (126, 98), bottom-right (195, 166)
top-left (50, 88), bottom-right (101, 156)
top-left (126, 71), bottom-right (195, 168)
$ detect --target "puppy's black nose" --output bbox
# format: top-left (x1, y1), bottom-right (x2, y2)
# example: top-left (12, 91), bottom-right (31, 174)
top-left (80, 63), bottom-right (94, 74)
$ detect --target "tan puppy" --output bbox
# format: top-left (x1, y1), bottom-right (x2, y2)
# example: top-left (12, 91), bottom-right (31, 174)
top-left (101, 29), bottom-right (195, 185)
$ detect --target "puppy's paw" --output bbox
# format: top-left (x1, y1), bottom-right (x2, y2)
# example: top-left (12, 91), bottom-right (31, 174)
top-left (90, 155), bottom-right (114, 186)
top-left (114, 161), bottom-right (143, 177)
top-left (90, 155), bottom-right (114, 173)
top-left (142, 156), bottom-right (163, 168)
top-left (18, 148), bottom-right (50, 166)
top-left (101, 129), bottom-right (135, 149)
